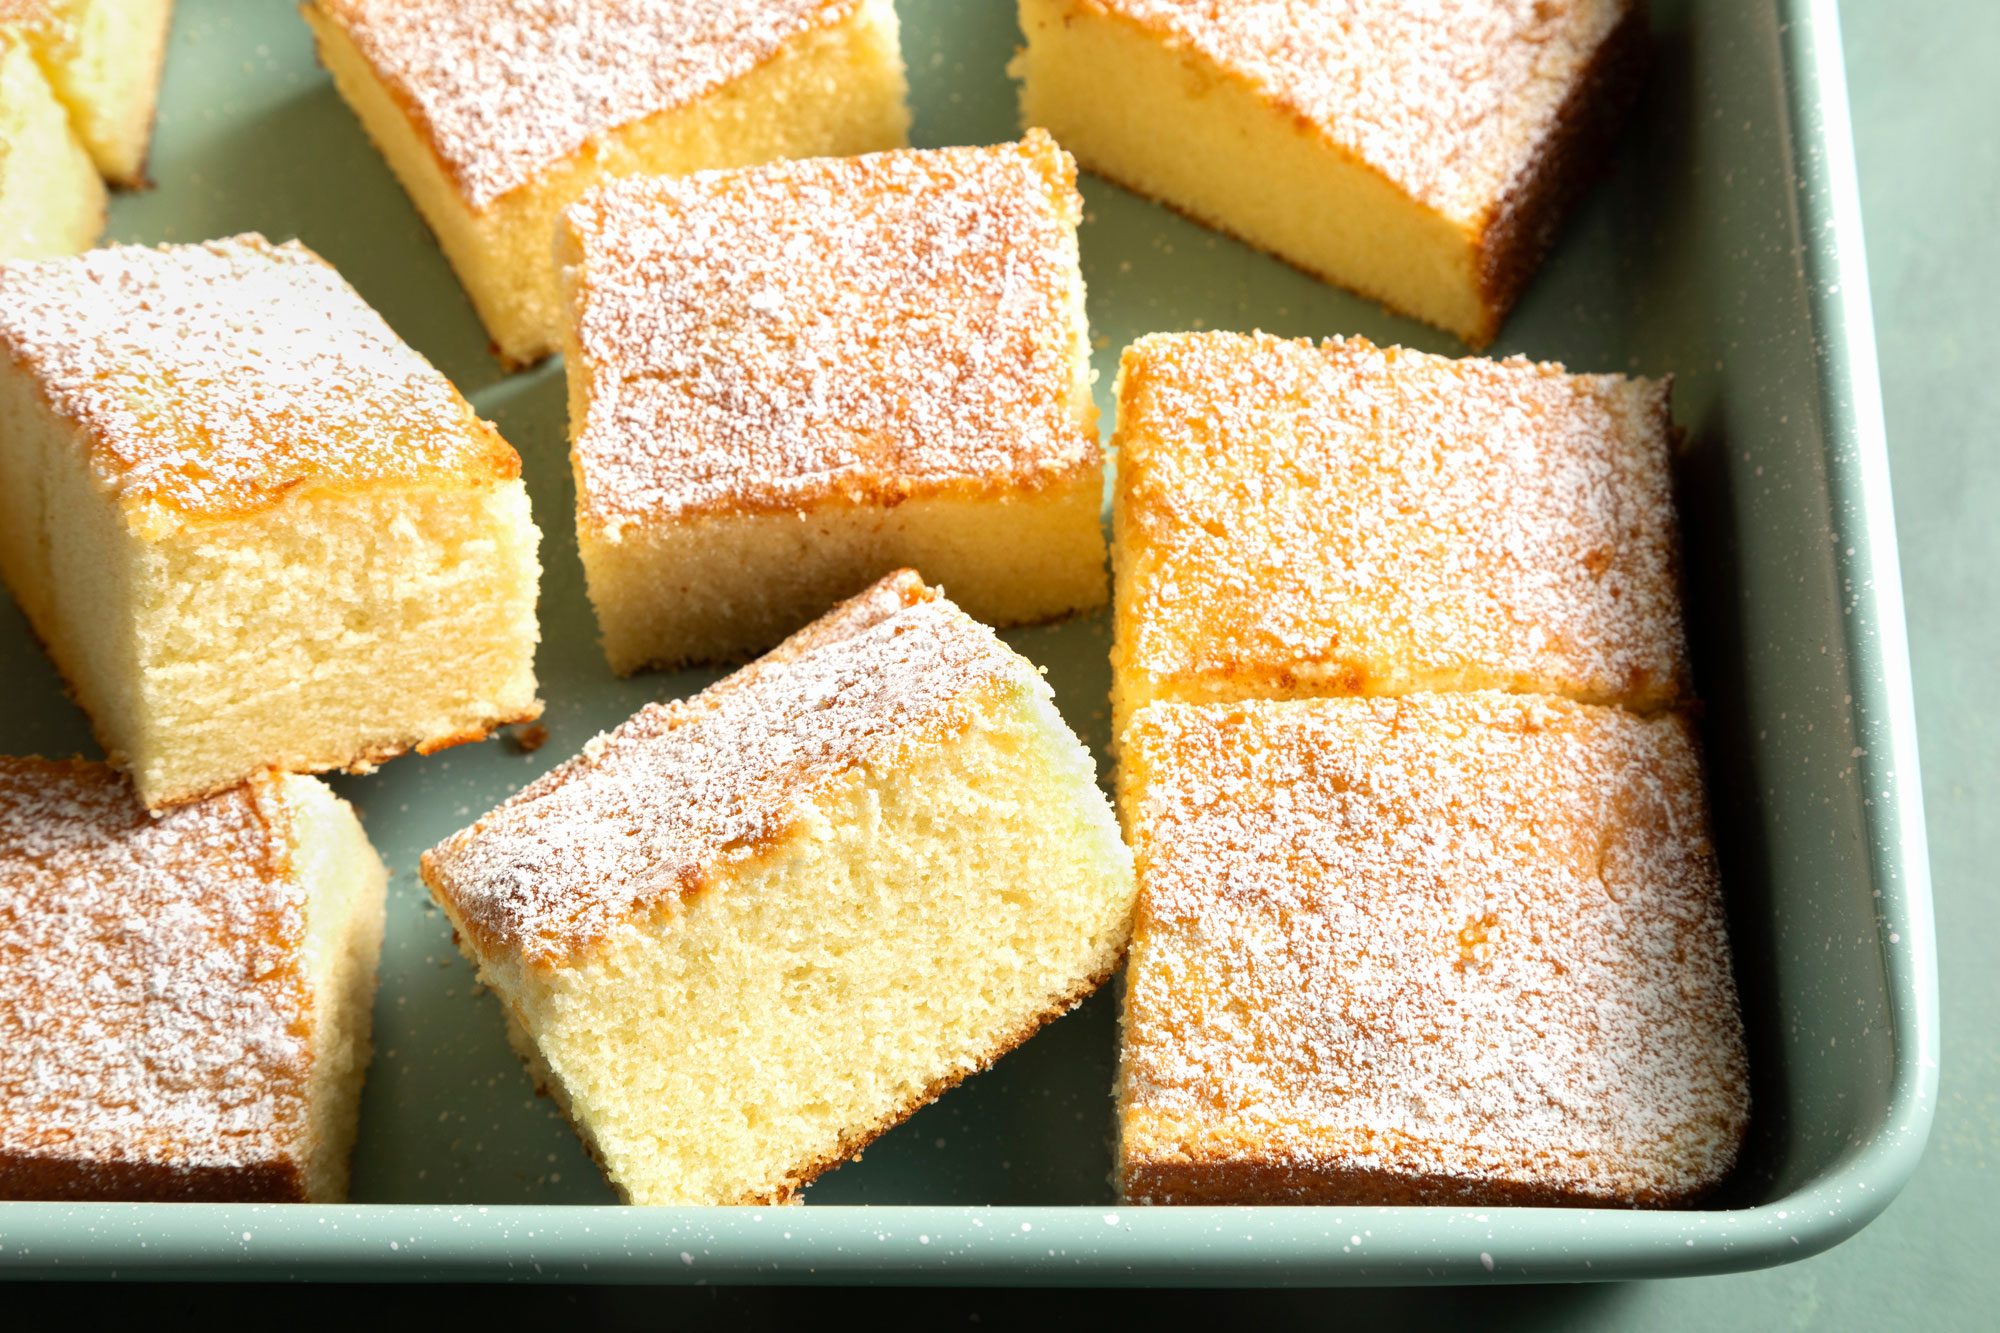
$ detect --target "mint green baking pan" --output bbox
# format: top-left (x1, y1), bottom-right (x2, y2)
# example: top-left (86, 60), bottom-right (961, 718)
top-left (0, 0), bottom-right (1936, 1284)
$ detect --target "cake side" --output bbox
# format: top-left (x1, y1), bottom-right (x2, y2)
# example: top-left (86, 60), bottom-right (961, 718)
top-left (0, 761), bottom-right (318, 1200)
top-left (1115, 694), bottom-right (1749, 1208)
top-left (424, 571), bottom-right (1136, 1204)
top-left (1109, 331), bottom-right (1689, 737)
top-left (280, 773), bottom-right (389, 1204)
top-left (0, 24), bottom-right (104, 260)
top-left (31, 0), bottom-right (174, 186)
top-left (306, 0), bottom-right (910, 364)
top-left (113, 480), bottom-right (544, 809)
top-left (573, 488), bottom-right (1107, 674)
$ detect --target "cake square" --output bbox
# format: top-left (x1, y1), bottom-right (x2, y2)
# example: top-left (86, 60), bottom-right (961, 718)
top-left (1110, 332), bottom-right (1688, 739)
top-left (1013, 0), bottom-right (1647, 346)
top-left (0, 234), bottom-right (543, 810)
top-left (306, 0), bottom-right (910, 366)
top-left (421, 571), bottom-right (1136, 1205)
top-left (1116, 693), bottom-right (1749, 1207)
top-left (0, 759), bottom-right (387, 1201)
top-left (0, 11), bottom-right (104, 260)
top-left (557, 131), bottom-right (1108, 674)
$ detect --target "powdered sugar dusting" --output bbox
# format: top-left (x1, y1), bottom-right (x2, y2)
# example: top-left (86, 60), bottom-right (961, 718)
top-left (318, 0), bottom-right (861, 208)
top-left (424, 573), bottom-right (1042, 967)
top-left (0, 761), bottom-right (312, 1196)
top-left (0, 235), bottom-right (516, 526)
top-left (1096, 0), bottom-right (1630, 223)
top-left (1119, 694), bottom-right (1749, 1205)
top-left (1115, 332), bottom-right (1687, 712)
top-left (564, 133), bottom-right (1097, 531)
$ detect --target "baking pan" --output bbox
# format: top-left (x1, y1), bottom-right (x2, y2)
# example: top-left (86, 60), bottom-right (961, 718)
top-left (0, 0), bottom-right (1935, 1283)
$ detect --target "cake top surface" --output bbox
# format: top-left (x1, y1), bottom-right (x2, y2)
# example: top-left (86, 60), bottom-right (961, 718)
top-left (562, 132), bottom-right (1098, 531)
top-left (316, 0), bottom-right (863, 209)
top-left (424, 571), bottom-right (1044, 968)
top-left (1118, 694), bottom-right (1747, 1202)
top-left (1088, 0), bottom-right (1630, 225)
top-left (1114, 331), bottom-right (1686, 712)
top-left (0, 235), bottom-right (520, 533)
top-left (0, 760), bottom-right (313, 1187)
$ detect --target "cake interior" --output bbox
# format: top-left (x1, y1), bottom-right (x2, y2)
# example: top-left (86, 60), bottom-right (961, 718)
top-left (580, 486), bottom-right (1106, 674)
top-left (0, 28), bottom-right (103, 258)
top-left (0, 359), bottom-right (542, 807)
top-left (285, 773), bottom-right (390, 1204)
top-left (35, 0), bottom-right (174, 185)
top-left (1013, 0), bottom-right (1486, 343)
top-left (305, 0), bottom-right (910, 365)
top-left (435, 676), bottom-right (1134, 1206)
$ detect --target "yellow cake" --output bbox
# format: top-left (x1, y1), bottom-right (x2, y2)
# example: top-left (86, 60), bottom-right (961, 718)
top-left (0, 234), bottom-right (543, 810)
top-left (1013, 0), bottom-right (1648, 346)
top-left (305, 0), bottom-right (911, 366)
top-left (557, 132), bottom-right (1107, 674)
top-left (421, 571), bottom-right (1136, 1206)
top-left (0, 12), bottom-right (104, 260)
top-left (22, 0), bottom-right (174, 186)
top-left (1116, 693), bottom-right (1749, 1207)
top-left (1110, 331), bottom-right (1688, 740)
top-left (0, 758), bottom-right (386, 1202)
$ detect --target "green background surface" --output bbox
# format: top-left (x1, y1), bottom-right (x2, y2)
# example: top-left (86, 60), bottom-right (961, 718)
top-left (8, 0), bottom-right (1991, 1323)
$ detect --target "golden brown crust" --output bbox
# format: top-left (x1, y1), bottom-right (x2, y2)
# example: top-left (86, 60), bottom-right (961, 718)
top-left (1110, 332), bottom-right (1691, 728)
top-left (562, 132), bottom-right (1099, 533)
top-left (1116, 695), bottom-right (1748, 1209)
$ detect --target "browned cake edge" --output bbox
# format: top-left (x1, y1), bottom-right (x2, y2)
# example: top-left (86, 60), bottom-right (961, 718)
top-left (137, 701), bottom-right (544, 814)
top-left (1118, 1148), bottom-right (1736, 1210)
top-left (1471, 0), bottom-right (1651, 345)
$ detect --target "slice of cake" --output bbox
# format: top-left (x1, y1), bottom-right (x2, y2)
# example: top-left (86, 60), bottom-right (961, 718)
top-left (0, 234), bottom-right (543, 810)
top-left (22, 0), bottom-right (174, 186)
top-left (305, 0), bottom-right (910, 366)
top-left (421, 571), bottom-right (1136, 1206)
top-left (0, 12), bottom-right (104, 260)
top-left (1116, 693), bottom-right (1749, 1207)
top-left (1013, 0), bottom-right (1647, 346)
top-left (557, 131), bottom-right (1107, 674)
top-left (0, 758), bottom-right (387, 1201)
top-left (1110, 332), bottom-right (1687, 739)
